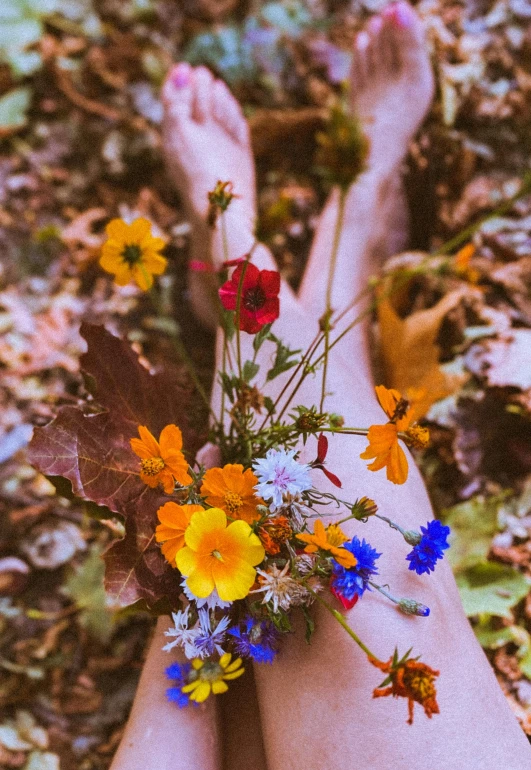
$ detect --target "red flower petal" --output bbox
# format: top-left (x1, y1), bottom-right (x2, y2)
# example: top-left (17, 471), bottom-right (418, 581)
top-left (255, 297), bottom-right (280, 325)
top-left (258, 269), bottom-right (281, 297)
top-left (317, 433), bottom-right (328, 463)
top-left (330, 584), bottom-right (359, 610)
top-left (322, 466), bottom-right (342, 488)
top-left (218, 280), bottom-right (238, 310)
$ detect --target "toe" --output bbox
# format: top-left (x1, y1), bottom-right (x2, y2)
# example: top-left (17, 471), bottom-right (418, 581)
top-left (162, 63), bottom-right (193, 118)
top-left (351, 30), bottom-right (370, 91)
top-left (387, 2), bottom-right (429, 73)
top-left (366, 15), bottom-right (383, 75)
top-left (213, 79), bottom-right (250, 145)
top-left (191, 66), bottom-right (214, 123)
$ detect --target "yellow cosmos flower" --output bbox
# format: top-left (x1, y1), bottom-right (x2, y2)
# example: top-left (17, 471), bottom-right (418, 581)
top-left (360, 386), bottom-right (429, 485)
top-left (183, 653), bottom-right (244, 703)
top-left (176, 507), bottom-right (265, 602)
top-left (100, 218), bottom-right (167, 290)
top-left (156, 502), bottom-right (203, 566)
top-left (200, 464), bottom-right (264, 524)
top-left (297, 520), bottom-right (357, 569)
top-left (130, 424), bottom-right (192, 494)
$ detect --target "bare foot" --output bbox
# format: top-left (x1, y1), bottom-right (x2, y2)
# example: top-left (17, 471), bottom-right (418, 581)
top-left (162, 63), bottom-right (257, 327)
top-left (351, 1), bottom-right (434, 177)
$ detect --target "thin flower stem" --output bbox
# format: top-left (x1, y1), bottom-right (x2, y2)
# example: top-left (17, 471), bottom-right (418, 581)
top-left (369, 581), bottom-right (399, 605)
top-left (304, 583), bottom-right (381, 662)
top-left (433, 172), bottom-right (531, 257)
top-left (320, 190), bottom-right (346, 412)
top-left (234, 260), bottom-right (250, 380)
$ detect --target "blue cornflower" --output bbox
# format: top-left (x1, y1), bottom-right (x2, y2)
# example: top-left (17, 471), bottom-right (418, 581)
top-left (330, 536), bottom-right (381, 605)
top-left (406, 520), bottom-right (450, 576)
top-left (165, 661), bottom-right (193, 708)
top-left (229, 616), bottom-right (280, 664)
top-left (193, 610), bottom-right (231, 658)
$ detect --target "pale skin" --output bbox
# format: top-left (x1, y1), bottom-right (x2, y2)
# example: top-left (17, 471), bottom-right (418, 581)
top-left (110, 3), bottom-right (531, 768)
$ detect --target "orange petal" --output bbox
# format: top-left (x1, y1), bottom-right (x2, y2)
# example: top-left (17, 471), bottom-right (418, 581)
top-left (137, 426), bottom-right (160, 456)
top-left (387, 441), bottom-right (409, 484)
top-left (159, 424), bottom-right (183, 455)
top-left (375, 385), bottom-right (402, 419)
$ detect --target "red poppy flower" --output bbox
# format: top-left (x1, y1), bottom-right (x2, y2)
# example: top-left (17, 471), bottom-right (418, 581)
top-left (218, 262), bottom-right (280, 334)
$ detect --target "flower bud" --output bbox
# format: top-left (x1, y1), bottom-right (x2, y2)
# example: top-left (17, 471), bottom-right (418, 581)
top-left (402, 529), bottom-right (422, 546)
top-left (398, 599), bottom-right (430, 617)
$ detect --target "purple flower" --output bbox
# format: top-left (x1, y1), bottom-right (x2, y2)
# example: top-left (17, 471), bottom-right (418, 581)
top-left (165, 661), bottom-right (193, 708)
top-left (229, 616), bottom-right (280, 664)
top-left (330, 536), bottom-right (381, 608)
top-left (406, 520), bottom-right (450, 576)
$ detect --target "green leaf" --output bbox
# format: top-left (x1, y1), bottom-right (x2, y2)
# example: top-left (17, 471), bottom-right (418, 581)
top-left (0, 87), bottom-right (31, 130)
top-left (301, 605), bottom-right (315, 644)
top-left (63, 545), bottom-right (116, 642)
top-left (242, 360), bottom-right (260, 383)
top-left (456, 562), bottom-right (530, 619)
top-left (252, 323), bottom-right (272, 353)
top-left (442, 496), bottom-right (501, 573)
top-left (266, 335), bottom-right (301, 381)
top-left (474, 620), bottom-right (515, 649)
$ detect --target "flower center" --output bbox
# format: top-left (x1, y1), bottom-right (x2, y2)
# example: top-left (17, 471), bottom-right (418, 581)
top-left (243, 286), bottom-right (266, 312)
top-left (223, 491), bottom-right (244, 514)
top-left (211, 549), bottom-right (224, 562)
top-left (199, 661), bottom-right (223, 682)
top-left (249, 624), bottom-right (262, 644)
top-left (121, 243), bottom-right (143, 266)
top-left (141, 457), bottom-right (165, 476)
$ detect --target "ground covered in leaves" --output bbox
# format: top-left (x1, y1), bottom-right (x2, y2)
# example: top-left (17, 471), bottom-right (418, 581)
top-left (1, 0), bottom-right (531, 766)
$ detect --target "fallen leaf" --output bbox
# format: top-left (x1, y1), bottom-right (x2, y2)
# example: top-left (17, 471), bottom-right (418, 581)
top-left (378, 282), bottom-right (474, 417)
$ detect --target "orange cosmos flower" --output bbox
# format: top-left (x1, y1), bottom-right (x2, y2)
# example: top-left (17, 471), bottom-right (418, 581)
top-left (360, 386), bottom-right (430, 485)
top-left (200, 464), bottom-right (264, 524)
top-left (156, 502), bottom-right (203, 566)
top-left (370, 653), bottom-right (440, 725)
top-left (176, 507), bottom-right (265, 602)
top-left (258, 515), bottom-right (293, 556)
top-left (297, 520), bottom-right (357, 569)
top-left (130, 425), bottom-right (192, 494)
top-left (100, 218), bottom-right (167, 291)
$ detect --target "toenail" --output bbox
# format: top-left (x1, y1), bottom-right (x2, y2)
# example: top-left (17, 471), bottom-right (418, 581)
top-left (393, 1), bottom-right (413, 28)
top-left (368, 15), bottom-right (383, 34)
top-left (171, 63), bottom-right (191, 88)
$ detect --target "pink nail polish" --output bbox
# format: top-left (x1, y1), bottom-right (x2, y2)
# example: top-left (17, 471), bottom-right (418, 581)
top-left (383, 2), bottom-right (396, 18)
top-left (393, 2), bottom-right (413, 28)
top-left (171, 63), bottom-right (191, 88)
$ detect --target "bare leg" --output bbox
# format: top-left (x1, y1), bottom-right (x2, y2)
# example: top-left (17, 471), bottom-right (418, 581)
top-left (110, 617), bottom-right (220, 770)
top-left (242, 8), bottom-right (531, 768)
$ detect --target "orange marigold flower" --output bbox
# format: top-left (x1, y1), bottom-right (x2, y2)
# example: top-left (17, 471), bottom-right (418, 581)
top-left (201, 464), bottom-right (264, 524)
top-left (258, 515), bottom-right (293, 556)
top-left (131, 425), bottom-right (192, 494)
top-left (100, 218), bottom-right (167, 291)
top-left (370, 652), bottom-right (440, 725)
top-left (360, 386), bottom-right (429, 485)
top-left (156, 502), bottom-right (203, 566)
top-left (297, 520), bottom-right (357, 569)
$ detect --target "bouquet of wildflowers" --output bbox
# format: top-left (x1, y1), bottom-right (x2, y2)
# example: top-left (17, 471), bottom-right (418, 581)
top-left (29, 104), bottom-right (453, 726)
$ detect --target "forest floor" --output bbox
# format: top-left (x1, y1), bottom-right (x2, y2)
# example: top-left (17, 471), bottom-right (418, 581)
top-left (1, 0), bottom-right (531, 766)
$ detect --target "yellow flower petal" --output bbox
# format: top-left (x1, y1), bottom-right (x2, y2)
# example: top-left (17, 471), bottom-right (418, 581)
top-left (175, 546), bottom-right (199, 577)
top-left (212, 680), bottom-right (229, 695)
top-left (185, 508), bottom-right (227, 551)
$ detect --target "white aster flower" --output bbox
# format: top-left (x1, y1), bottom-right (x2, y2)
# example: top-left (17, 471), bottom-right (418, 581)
top-left (250, 563), bottom-right (313, 613)
top-left (163, 607), bottom-right (199, 654)
top-left (192, 609), bottom-right (231, 659)
top-left (181, 578), bottom-right (232, 610)
top-left (253, 449), bottom-right (312, 512)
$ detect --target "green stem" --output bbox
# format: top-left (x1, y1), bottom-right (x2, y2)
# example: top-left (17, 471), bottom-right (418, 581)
top-left (433, 172), bottom-right (531, 257)
top-left (320, 191), bottom-right (346, 412)
top-left (304, 583), bottom-right (381, 662)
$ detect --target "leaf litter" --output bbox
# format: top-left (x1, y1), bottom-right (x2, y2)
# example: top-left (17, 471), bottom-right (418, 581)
top-left (1, 0), bottom-right (531, 764)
